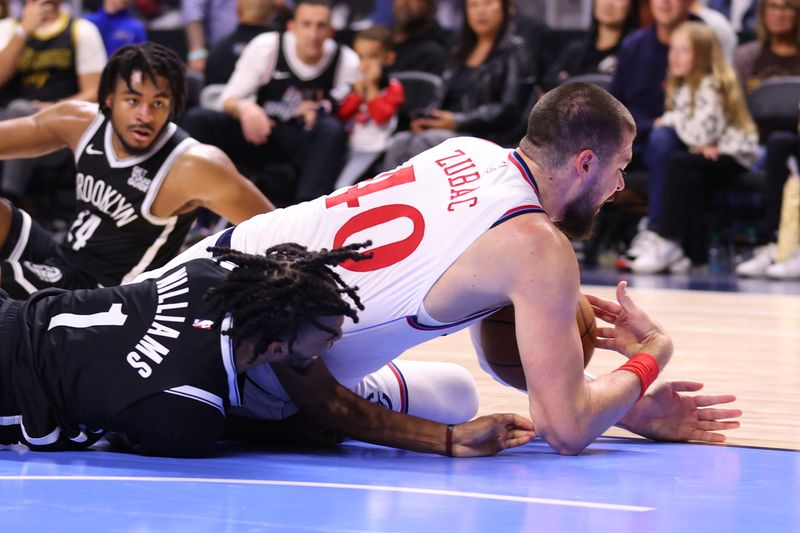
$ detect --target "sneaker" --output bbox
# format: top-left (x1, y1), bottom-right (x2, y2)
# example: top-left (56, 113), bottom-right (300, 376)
top-left (765, 247), bottom-right (800, 279)
top-left (669, 256), bottom-right (692, 274)
top-left (631, 234), bottom-right (687, 274)
top-left (626, 228), bottom-right (659, 260)
top-left (735, 243), bottom-right (777, 277)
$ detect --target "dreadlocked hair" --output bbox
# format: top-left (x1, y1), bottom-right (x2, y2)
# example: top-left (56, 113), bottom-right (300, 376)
top-left (98, 42), bottom-right (187, 120)
top-left (204, 242), bottom-right (370, 356)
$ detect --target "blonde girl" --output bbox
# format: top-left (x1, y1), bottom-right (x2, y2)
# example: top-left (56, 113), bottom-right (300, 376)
top-left (630, 21), bottom-right (759, 274)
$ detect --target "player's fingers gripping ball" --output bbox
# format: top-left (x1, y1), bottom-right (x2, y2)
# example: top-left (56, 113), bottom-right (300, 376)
top-left (477, 294), bottom-right (597, 389)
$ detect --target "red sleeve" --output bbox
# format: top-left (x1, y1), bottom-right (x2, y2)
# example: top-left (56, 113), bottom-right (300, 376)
top-left (337, 91), bottom-right (363, 121)
top-left (366, 80), bottom-right (405, 125)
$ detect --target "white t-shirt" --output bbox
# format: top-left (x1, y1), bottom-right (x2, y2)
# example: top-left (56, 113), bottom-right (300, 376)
top-left (0, 12), bottom-right (106, 76)
top-left (218, 31), bottom-right (360, 109)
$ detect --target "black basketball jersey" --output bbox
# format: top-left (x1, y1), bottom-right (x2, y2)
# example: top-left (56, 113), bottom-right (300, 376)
top-left (257, 32), bottom-right (341, 120)
top-left (7, 258), bottom-right (241, 451)
top-left (7, 15), bottom-right (79, 102)
top-left (62, 114), bottom-right (198, 287)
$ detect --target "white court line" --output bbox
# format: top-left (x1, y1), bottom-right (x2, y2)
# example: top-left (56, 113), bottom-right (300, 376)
top-left (0, 475), bottom-right (654, 512)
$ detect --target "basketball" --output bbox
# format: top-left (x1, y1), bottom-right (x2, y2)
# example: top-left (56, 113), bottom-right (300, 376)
top-left (477, 294), bottom-right (597, 389)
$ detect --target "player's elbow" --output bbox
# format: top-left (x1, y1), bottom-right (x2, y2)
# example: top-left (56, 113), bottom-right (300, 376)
top-left (535, 419), bottom-right (592, 455)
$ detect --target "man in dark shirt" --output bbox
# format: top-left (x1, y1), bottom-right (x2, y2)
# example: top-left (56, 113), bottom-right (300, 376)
top-left (387, 0), bottom-right (450, 76)
top-left (610, 0), bottom-right (694, 155)
top-left (205, 0), bottom-right (279, 86)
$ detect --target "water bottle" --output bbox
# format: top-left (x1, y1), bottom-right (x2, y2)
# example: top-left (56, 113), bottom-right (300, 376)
top-left (708, 232), bottom-right (727, 274)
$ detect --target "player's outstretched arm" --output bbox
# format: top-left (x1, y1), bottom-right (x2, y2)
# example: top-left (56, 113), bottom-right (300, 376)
top-left (0, 100), bottom-right (94, 159)
top-left (504, 223), bottom-right (673, 455)
top-left (586, 284), bottom-right (742, 443)
top-left (272, 360), bottom-right (536, 457)
top-left (166, 144), bottom-right (275, 223)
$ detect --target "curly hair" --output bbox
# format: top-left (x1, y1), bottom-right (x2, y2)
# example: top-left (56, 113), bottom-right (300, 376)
top-left (204, 242), bottom-right (370, 355)
top-left (98, 42), bottom-right (187, 120)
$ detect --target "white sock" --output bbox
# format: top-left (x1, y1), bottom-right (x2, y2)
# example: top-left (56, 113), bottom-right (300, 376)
top-left (352, 360), bottom-right (479, 424)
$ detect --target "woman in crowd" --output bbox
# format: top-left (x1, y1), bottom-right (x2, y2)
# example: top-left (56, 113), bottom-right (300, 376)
top-left (545, 0), bottom-right (640, 89)
top-left (380, 0), bottom-right (532, 170)
top-left (734, 0), bottom-right (800, 93)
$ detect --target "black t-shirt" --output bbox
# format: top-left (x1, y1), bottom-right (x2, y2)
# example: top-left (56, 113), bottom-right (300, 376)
top-left (206, 24), bottom-right (275, 86)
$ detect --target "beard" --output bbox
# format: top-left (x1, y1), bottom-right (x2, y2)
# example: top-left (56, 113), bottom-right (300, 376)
top-left (555, 182), bottom-right (607, 241)
top-left (555, 200), bottom-right (599, 241)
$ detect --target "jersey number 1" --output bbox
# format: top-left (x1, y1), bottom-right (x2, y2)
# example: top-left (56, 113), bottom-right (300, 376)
top-left (48, 303), bottom-right (128, 331)
top-left (326, 166), bottom-right (425, 272)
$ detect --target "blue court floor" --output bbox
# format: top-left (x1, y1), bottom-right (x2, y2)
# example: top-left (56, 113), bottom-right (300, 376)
top-left (1, 437), bottom-right (797, 532)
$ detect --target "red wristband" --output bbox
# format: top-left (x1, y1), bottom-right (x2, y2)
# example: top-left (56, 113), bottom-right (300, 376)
top-left (616, 353), bottom-right (660, 400)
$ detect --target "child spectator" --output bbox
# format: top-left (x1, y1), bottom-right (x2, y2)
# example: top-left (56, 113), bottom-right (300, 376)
top-left (86, 0), bottom-right (148, 56)
top-left (629, 22), bottom-right (758, 273)
top-left (334, 25), bottom-right (404, 189)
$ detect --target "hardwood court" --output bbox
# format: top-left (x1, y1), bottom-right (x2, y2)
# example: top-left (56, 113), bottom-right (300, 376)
top-left (400, 284), bottom-right (800, 451)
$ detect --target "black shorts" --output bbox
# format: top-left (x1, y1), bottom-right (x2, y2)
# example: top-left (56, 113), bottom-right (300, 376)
top-left (0, 206), bottom-right (96, 298)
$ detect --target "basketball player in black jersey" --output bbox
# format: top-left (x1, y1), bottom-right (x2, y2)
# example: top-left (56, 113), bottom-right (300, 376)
top-left (0, 43), bottom-right (274, 299)
top-left (0, 242), bottom-right (535, 457)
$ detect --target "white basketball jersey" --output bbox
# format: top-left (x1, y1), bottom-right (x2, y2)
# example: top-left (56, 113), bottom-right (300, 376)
top-left (144, 137), bottom-right (544, 416)
top-left (232, 136), bottom-right (544, 386)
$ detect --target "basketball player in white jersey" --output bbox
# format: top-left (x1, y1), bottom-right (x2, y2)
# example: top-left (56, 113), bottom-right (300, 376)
top-left (141, 83), bottom-right (741, 455)
top-left (0, 43), bottom-right (273, 299)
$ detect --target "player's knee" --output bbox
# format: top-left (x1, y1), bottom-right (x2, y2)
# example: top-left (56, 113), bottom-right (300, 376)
top-left (394, 360), bottom-right (479, 424)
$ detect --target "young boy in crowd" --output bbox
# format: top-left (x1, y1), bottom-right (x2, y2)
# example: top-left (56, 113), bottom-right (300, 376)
top-left (334, 25), bottom-right (404, 189)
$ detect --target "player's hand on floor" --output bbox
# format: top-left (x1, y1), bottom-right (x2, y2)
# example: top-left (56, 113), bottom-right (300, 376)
top-left (451, 413), bottom-right (536, 457)
top-left (617, 380), bottom-right (741, 443)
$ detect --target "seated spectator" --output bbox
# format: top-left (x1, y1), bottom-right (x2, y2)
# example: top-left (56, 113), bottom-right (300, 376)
top-left (381, 0), bottom-right (532, 170)
top-left (387, 0), bottom-right (450, 75)
top-left (334, 25), bottom-right (404, 189)
top-left (85, 0), bottom-right (148, 56)
top-left (183, 0), bottom-right (239, 74)
top-left (545, 0), bottom-right (640, 89)
top-left (628, 22), bottom-right (758, 273)
top-left (181, 0), bottom-right (360, 204)
top-left (610, 0), bottom-right (695, 171)
top-left (0, 0), bottom-right (106, 202)
top-left (205, 0), bottom-right (278, 86)
top-left (512, 6), bottom-right (557, 89)
top-left (734, 0), bottom-right (800, 94)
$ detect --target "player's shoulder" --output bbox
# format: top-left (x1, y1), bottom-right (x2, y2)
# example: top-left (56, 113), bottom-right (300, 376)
top-left (423, 136), bottom-right (509, 162)
top-left (488, 212), bottom-right (575, 267)
top-left (170, 142), bottom-right (237, 181)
